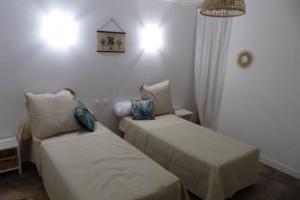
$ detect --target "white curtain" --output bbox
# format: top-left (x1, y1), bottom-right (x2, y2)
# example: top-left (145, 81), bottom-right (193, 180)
top-left (194, 12), bottom-right (232, 130)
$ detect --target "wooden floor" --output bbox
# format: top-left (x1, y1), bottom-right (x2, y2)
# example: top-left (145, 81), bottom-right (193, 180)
top-left (0, 163), bottom-right (299, 200)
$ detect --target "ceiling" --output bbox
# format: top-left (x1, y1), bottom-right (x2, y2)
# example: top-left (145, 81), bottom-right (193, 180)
top-left (162, 0), bottom-right (202, 6)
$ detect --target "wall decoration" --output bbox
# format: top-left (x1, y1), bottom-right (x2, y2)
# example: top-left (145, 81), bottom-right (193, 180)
top-left (237, 50), bottom-right (253, 68)
top-left (97, 31), bottom-right (126, 52)
top-left (97, 18), bottom-right (126, 53)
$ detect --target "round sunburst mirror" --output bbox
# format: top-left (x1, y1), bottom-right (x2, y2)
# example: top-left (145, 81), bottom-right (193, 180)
top-left (237, 51), bottom-right (253, 69)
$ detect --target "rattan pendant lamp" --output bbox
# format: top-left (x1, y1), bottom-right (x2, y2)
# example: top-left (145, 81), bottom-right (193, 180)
top-left (200, 0), bottom-right (246, 17)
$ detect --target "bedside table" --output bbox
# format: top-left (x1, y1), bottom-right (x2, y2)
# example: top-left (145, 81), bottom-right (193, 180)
top-left (175, 109), bottom-right (193, 121)
top-left (0, 137), bottom-right (22, 175)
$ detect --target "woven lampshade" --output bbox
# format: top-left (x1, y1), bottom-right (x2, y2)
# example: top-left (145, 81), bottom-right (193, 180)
top-left (200, 0), bottom-right (246, 17)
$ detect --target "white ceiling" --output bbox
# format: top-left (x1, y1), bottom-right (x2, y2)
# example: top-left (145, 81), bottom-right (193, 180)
top-left (162, 0), bottom-right (202, 7)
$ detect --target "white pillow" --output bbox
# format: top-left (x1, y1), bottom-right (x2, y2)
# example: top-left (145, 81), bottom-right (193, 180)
top-left (25, 90), bottom-right (81, 139)
top-left (140, 80), bottom-right (174, 116)
top-left (113, 101), bottom-right (132, 118)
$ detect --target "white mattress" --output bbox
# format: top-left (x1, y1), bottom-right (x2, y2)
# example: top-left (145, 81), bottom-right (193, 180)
top-left (31, 122), bottom-right (188, 200)
top-left (120, 114), bottom-right (260, 200)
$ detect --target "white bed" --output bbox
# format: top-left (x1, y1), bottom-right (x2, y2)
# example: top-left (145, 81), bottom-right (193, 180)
top-left (120, 114), bottom-right (260, 200)
top-left (20, 122), bottom-right (188, 200)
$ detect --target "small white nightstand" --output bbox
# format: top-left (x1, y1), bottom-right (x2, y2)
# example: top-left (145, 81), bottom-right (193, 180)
top-left (175, 109), bottom-right (193, 122)
top-left (0, 137), bottom-right (22, 175)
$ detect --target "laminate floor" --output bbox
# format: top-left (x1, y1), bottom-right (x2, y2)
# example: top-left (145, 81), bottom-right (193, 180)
top-left (1, 163), bottom-right (299, 200)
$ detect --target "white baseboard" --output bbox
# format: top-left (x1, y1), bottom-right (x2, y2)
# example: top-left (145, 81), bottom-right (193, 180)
top-left (260, 155), bottom-right (300, 180)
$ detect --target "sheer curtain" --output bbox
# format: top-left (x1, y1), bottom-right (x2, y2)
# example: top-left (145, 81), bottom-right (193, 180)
top-left (194, 12), bottom-right (232, 130)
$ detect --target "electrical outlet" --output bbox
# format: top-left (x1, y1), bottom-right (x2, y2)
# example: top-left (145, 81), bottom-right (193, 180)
top-left (103, 98), bottom-right (110, 105)
top-left (94, 99), bottom-right (100, 105)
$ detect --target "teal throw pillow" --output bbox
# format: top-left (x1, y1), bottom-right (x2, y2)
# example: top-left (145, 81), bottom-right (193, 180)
top-left (74, 101), bottom-right (96, 132)
top-left (131, 99), bottom-right (155, 120)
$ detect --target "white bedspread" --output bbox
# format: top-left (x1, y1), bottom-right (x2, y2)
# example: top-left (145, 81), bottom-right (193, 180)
top-left (32, 122), bottom-right (188, 200)
top-left (120, 115), bottom-right (260, 200)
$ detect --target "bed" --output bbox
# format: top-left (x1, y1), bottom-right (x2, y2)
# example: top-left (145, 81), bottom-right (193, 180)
top-left (19, 121), bottom-right (188, 200)
top-left (119, 114), bottom-right (260, 200)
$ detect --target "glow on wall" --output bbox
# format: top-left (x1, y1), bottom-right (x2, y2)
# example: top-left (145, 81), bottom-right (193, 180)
top-left (41, 11), bottom-right (78, 48)
top-left (140, 24), bottom-right (163, 53)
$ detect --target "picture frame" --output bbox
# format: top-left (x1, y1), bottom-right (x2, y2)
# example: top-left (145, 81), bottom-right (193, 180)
top-left (97, 31), bottom-right (126, 53)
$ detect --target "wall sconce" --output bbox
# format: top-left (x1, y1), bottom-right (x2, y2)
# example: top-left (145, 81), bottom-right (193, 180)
top-left (41, 11), bottom-right (78, 48)
top-left (140, 24), bottom-right (163, 53)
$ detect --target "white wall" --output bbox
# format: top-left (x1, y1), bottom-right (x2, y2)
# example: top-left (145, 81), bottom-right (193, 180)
top-left (218, 0), bottom-right (300, 179)
top-left (0, 0), bottom-right (198, 138)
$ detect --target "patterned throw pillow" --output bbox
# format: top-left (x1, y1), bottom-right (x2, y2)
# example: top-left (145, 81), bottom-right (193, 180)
top-left (131, 99), bottom-right (155, 120)
top-left (74, 102), bottom-right (96, 132)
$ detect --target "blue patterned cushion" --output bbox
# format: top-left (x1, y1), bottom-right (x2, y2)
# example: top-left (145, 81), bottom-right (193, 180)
top-left (74, 102), bottom-right (96, 132)
top-left (131, 99), bottom-right (155, 120)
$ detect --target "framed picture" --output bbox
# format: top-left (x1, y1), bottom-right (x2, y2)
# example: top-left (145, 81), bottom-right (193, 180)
top-left (97, 31), bottom-right (126, 53)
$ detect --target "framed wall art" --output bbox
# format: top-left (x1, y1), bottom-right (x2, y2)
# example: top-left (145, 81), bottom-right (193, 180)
top-left (97, 18), bottom-right (126, 53)
top-left (97, 31), bottom-right (126, 53)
